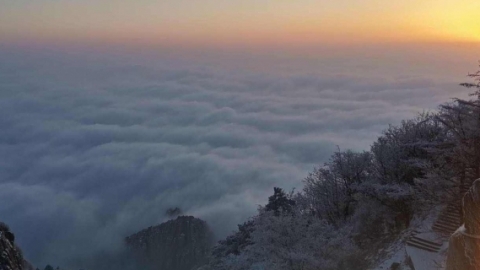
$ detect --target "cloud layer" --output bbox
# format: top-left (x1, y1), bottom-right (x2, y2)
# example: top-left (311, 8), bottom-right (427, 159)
top-left (0, 45), bottom-right (474, 268)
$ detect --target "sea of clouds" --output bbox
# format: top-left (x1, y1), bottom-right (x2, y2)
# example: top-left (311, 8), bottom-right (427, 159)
top-left (0, 43), bottom-right (476, 267)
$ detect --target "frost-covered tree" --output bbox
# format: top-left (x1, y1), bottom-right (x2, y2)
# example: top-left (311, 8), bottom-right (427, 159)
top-left (212, 220), bottom-right (256, 258)
top-left (414, 69), bottom-right (480, 221)
top-left (265, 187), bottom-right (295, 215)
top-left (206, 208), bottom-right (363, 270)
top-left (436, 101), bottom-right (480, 180)
top-left (370, 114), bottom-right (444, 186)
top-left (356, 181), bottom-right (414, 230)
top-left (302, 150), bottom-right (372, 224)
top-left (246, 209), bottom-right (362, 270)
top-left (302, 167), bottom-right (348, 224)
top-left (460, 66), bottom-right (480, 89)
top-left (205, 64), bottom-right (480, 270)
top-left (209, 188), bottom-right (296, 267)
top-left (364, 113), bottom-right (452, 226)
top-left (410, 67), bottom-right (480, 212)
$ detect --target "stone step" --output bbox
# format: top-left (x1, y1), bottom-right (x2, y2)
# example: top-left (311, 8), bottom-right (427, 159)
top-left (437, 216), bottom-right (460, 223)
top-left (432, 222), bottom-right (457, 230)
top-left (432, 226), bottom-right (454, 235)
top-left (439, 216), bottom-right (461, 224)
top-left (407, 239), bottom-right (441, 252)
top-left (434, 221), bottom-right (459, 230)
top-left (446, 206), bottom-right (462, 212)
top-left (445, 207), bottom-right (461, 213)
top-left (438, 219), bottom-right (461, 227)
top-left (433, 221), bottom-right (458, 229)
top-left (438, 215), bottom-right (460, 222)
top-left (435, 222), bottom-right (461, 231)
top-left (432, 224), bottom-right (457, 234)
top-left (433, 229), bottom-right (452, 236)
top-left (441, 209), bottom-right (461, 215)
top-left (441, 212), bottom-right (461, 219)
top-left (406, 239), bottom-right (440, 253)
top-left (445, 210), bottom-right (461, 215)
top-left (436, 217), bottom-right (461, 226)
top-left (409, 236), bottom-right (442, 247)
top-left (443, 213), bottom-right (461, 219)
top-left (435, 222), bottom-right (460, 231)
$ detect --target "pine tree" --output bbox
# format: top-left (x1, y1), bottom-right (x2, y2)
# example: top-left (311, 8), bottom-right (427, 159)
top-left (265, 187), bottom-right (295, 215)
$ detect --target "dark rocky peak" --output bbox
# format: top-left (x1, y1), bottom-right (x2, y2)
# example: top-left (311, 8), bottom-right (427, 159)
top-left (0, 223), bottom-right (24, 270)
top-left (125, 216), bottom-right (214, 270)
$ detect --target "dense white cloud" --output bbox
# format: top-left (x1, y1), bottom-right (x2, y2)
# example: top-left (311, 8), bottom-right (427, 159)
top-left (0, 45), bottom-right (475, 268)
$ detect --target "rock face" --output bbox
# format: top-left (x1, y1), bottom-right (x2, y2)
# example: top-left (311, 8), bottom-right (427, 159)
top-left (125, 216), bottom-right (214, 270)
top-left (446, 179), bottom-right (480, 270)
top-left (0, 229), bottom-right (24, 270)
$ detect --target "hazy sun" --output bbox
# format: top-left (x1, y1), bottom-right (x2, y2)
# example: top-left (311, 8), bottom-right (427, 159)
top-left (421, 3), bottom-right (480, 42)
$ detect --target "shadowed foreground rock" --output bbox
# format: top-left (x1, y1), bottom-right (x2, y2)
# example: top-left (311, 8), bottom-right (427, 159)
top-left (446, 179), bottom-right (480, 270)
top-left (125, 216), bottom-right (214, 270)
top-left (0, 227), bottom-right (24, 270)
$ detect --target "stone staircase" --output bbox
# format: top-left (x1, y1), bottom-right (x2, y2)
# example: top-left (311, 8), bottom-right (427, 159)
top-left (404, 182), bottom-right (474, 269)
top-left (406, 202), bottom-right (462, 253)
top-left (432, 204), bottom-right (462, 235)
top-left (407, 182), bottom-right (469, 253)
top-left (406, 233), bottom-right (442, 252)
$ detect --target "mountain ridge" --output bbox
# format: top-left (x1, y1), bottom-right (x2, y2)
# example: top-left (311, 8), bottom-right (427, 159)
top-left (125, 216), bottom-right (214, 270)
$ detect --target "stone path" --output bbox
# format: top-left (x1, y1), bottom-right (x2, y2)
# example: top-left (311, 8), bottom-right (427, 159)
top-left (432, 204), bottom-right (462, 236)
top-left (405, 199), bottom-right (465, 269)
top-left (403, 182), bottom-right (473, 269)
top-left (406, 203), bottom-right (461, 253)
top-left (406, 233), bottom-right (443, 252)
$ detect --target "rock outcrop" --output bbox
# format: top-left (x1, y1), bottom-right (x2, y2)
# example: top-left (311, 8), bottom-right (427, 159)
top-left (0, 225), bottom-right (24, 270)
top-left (125, 216), bottom-right (214, 270)
top-left (446, 179), bottom-right (480, 270)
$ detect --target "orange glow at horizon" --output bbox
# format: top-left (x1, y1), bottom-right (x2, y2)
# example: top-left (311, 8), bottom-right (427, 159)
top-left (1, 0), bottom-right (479, 47)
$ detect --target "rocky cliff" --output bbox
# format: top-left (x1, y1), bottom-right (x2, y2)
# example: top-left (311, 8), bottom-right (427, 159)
top-left (0, 226), bottom-right (24, 270)
top-left (125, 216), bottom-right (214, 270)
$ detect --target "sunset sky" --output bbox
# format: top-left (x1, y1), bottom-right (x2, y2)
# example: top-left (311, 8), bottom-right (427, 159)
top-left (1, 0), bottom-right (479, 47)
top-left (1, 1), bottom-right (480, 268)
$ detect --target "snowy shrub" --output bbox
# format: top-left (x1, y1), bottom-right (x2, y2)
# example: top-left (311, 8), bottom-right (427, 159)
top-left (302, 150), bottom-right (373, 225)
top-left (205, 70), bottom-right (480, 269)
top-left (206, 207), bottom-right (365, 270)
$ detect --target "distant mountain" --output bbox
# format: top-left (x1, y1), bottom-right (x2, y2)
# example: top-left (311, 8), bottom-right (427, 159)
top-left (125, 216), bottom-right (214, 270)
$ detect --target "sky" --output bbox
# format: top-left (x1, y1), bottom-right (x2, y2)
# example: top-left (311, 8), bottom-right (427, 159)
top-left (0, 0), bottom-right (479, 269)
top-left (1, 0), bottom-right (480, 47)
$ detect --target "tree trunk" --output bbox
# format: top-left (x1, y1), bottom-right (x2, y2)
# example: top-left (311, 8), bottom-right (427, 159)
top-left (459, 168), bottom-right (465, 224)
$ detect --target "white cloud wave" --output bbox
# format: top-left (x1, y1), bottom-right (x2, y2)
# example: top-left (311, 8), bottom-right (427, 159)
top-left (0, 45), bottom-right (475, 268)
